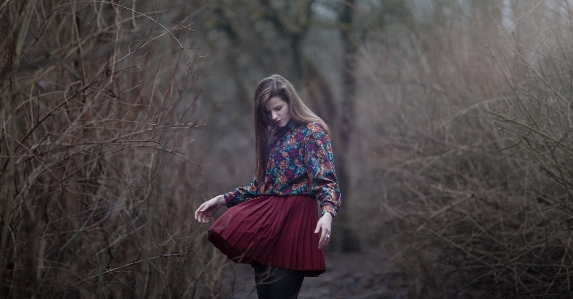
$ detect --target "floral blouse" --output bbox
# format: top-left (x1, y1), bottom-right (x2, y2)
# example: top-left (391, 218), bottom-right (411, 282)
top-left (223, 121), bottom-right (341, 217)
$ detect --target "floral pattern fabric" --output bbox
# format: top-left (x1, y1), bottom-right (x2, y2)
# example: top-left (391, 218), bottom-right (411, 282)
top-left (223, 121), bottom-right (341, 217)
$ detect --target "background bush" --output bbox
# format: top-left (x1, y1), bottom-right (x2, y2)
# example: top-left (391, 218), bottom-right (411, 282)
top-left (355, 1), bottom-right (573, 297)
top-left (0, 1), bottom-right (231, 298)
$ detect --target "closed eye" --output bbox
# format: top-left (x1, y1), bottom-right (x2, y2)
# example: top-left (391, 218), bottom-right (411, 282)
top-left (265, 106), bottom-right (282, 114)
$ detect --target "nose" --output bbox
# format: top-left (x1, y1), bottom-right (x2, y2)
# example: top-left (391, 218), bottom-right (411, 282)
top-left (271, 111), bottom-right (279, 120)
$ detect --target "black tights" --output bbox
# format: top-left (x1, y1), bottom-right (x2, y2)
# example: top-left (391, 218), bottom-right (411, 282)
top-left (253, 263), bottom-right (305, 299)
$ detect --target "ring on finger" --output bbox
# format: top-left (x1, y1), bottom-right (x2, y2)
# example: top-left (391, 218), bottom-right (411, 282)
top-left (326, 234), bottom-right (330, 239)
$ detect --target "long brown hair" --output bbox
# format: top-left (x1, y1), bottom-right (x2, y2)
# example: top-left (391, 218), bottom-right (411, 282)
top-left (253, 74), bottom-right (329, 183)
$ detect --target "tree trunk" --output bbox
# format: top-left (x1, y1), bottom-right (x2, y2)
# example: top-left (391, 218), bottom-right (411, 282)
top-left (335, 0), bottom-right (361, 253)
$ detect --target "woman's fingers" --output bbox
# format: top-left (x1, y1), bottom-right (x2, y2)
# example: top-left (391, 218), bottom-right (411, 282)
top-left (316, 222), bottom-right (331, 249)
top-left (318, 234), bottom-right (329, 249)
top-left (200, 214), bottom-right (208, 224)
top-left (195, 202), bottom-right (211, 224)
top-left (199, 206), bottom-right (210, 223)
top-left (195, 196), bottom-right (225, 224)
top-left (315, 213), bottom-right (333, 248)
top-left (321, 230), bottom-right (330, 247)
top-left (194, 203), bottom-right (205, 221)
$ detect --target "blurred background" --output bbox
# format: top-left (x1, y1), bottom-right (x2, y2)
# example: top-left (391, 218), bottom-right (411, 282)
top-left (2, 0), bottom-right (573, 298)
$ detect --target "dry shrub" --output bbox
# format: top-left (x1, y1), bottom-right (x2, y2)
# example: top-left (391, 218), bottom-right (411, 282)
top-left (0, 1), bottom-right (228, 298)
top-left (356, 1), bottom-right (573, 297)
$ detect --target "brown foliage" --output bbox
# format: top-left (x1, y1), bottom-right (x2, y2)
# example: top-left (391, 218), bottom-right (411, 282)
top-left (356, 1), bottom-right (573, 297)
top-left (0, 1), bottom-right (228, 298)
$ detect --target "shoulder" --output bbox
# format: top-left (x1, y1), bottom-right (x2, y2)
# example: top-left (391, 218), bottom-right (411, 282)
top-left (301, 122), bottom-right (327, 135)
top-left (299, 122), bottom-right (332, 146)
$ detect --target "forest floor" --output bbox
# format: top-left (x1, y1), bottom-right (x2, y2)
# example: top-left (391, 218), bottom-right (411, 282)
top-left (220, 246), bottom-right (415, 299)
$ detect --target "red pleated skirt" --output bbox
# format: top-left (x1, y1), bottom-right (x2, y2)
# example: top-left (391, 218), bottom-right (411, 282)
top-left (207, 195), bottom-right (326, 277)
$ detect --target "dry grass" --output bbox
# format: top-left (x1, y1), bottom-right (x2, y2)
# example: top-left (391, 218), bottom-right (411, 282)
top-left (0, 1), bottom-right (230, 298)
top-left (355, 1), bottom-right (573, 297)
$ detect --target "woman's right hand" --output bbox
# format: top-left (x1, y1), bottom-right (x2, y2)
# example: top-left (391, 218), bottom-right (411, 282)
top-left (194, 195), bottom-right (226, 224)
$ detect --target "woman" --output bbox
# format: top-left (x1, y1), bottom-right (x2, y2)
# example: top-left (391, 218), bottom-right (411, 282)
top-left (194, 74), bottom-right (341, 299)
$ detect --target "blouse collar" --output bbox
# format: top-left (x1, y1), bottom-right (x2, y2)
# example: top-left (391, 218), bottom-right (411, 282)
top-left (268, 120), bottom-right (297, 136)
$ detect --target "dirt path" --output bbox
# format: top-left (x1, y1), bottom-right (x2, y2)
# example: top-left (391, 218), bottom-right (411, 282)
top-left (222, 247), bottom-right (409, 299)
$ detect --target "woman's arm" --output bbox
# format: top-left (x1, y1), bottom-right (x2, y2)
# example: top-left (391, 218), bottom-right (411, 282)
top-left (194, 195), bottom-right (226, 224)
top-left (223, 177), bottom-right (260, 207)
top-left (195, 176), bottom-right (262, 223)
top-left (304, 123), bottom-right (341, 218)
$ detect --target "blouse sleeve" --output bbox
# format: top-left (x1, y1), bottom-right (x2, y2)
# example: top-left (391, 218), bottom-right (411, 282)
top-left (304, 123), bottom-right (341, 217)
top-left (223, 177), bottom-right (260, 207)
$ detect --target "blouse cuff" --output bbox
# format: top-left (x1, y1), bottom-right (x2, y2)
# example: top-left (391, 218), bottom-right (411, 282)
top-left (223, 192), bottom-right (235, 207)
top-left (321, 204), bottom-right (337, 218)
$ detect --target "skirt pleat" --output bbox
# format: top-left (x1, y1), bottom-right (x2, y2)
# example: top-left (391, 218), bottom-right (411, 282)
top-left (207, 195), bottom-right (326, 277)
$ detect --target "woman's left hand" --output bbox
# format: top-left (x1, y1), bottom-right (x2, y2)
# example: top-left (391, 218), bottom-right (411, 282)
top-left (314, 212), bottom-right (333, 249)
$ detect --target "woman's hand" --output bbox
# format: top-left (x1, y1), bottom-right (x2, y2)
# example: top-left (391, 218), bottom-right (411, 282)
top-left (314, 212), bottom-right (333, 249)
top-left (195, 195), bottom-right (226, 224)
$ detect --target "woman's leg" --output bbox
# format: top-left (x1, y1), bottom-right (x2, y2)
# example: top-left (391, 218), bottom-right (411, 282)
top-left (253, 263), bottom-right (271, 299)
top-left (253, 263), bottom-right (305, 299)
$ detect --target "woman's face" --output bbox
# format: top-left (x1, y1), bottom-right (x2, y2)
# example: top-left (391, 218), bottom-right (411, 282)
top-left (265, 96), bottom-right (291, 128)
